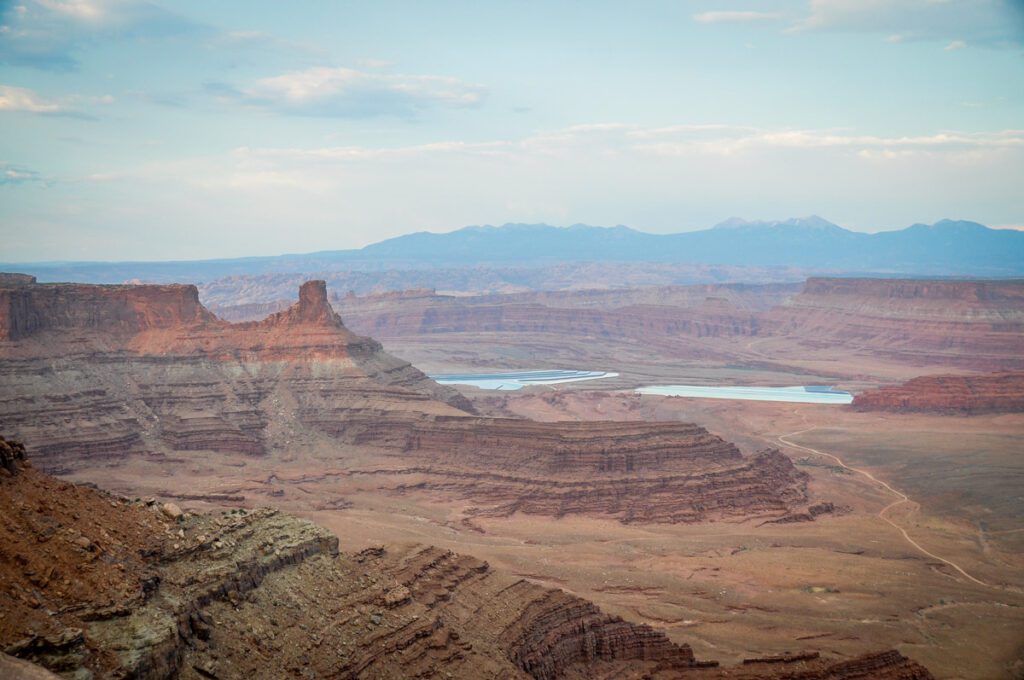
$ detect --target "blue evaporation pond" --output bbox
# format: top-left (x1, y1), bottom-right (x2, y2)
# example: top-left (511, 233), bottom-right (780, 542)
top-left (431, 370), bottom-right (619, 391)
top-left (635, 385), bottom-right (853, 405)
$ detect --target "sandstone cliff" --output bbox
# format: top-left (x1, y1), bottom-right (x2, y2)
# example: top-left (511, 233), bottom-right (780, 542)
top-left (0, 278), bottom-right (473, 467)
top-left (286, 278), bottom-right (1024, 373)
top-left (852, 371), bottom-right (1024, 415)
top-left (769, 278), bottom-right (1024, 371)
top-left (325, 416), bottom-right (814, 523)
top-left (0, 440), bottom-right (935, 680)
top-left (0, 278), bottom-right (817, 527)
top-left (328, 285), bottom-right (778, 351)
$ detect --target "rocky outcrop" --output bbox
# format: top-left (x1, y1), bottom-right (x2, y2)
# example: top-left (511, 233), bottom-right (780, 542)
top-left (209, 278), bottom-right (1024, 378)
top-left (0, 445), bottom-right (935, 680)
top-left (0, 279), bottom-right (216, 341)
top-left (0, 654), bottom-right (63, 680)
top-left (0, 279), bottom-right (818, 527)
top-left (505, 586), bottom-right (695, 678)
top-left (0, 435), bottom-right (26, 475)
top-left (0, 446), bottom-right (697, 678)
top-left (0, 273), bottom-right (36, 286)
top-left (852, 371), bottom-right (1024, 415)
top-left (341, 417), bottom-right (814, 523)
top-left (0, 279), bottom-right (473, 468)
top-left (769, 278), bottom-right (1024, 370)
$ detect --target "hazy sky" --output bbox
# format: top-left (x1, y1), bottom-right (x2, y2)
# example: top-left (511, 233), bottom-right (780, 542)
top-left (1, 0), bottom-right (1023, 261)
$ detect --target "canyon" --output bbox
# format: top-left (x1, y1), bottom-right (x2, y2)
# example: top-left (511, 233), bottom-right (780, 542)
top-left (0, 276), bottom-right (815, 526)
top-left (2, 273), bottom-right (1023, 678)
top-left (204, 277), bottom-right (1024, 380)
top-left (0, 438), bottom-right (936, 679)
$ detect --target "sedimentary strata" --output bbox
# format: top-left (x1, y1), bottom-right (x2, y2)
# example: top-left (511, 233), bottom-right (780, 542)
top-left (769, 278), bottom-right (1024, 370)
top-left (221, 277), bottom-right (1024, 374)
top-left (331, 286), bottom-right (775, 343)
top-left (0, 442), bottom-right (935, 680)
top-left (0, 278), bottom-right (471, 469)
top-left (0, 276), bottom-right (816, 526)
top-left (852, 371), bottom-right (1024, 415)
top-left (328, 416), bottom-right (817, 523)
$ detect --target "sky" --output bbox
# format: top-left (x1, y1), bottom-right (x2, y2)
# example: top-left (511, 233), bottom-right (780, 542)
top-left (1, 0), bottom-right (1023, 262)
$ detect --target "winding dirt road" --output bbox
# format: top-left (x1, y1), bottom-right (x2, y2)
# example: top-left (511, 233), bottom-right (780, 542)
top-left (777, 426), bottom-right (995, 589)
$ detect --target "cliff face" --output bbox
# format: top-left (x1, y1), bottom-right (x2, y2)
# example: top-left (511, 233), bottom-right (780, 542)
top-left (0, 442), bottom-right (935, 680)
top-left (328, 285), bottom-right (776, 347)
top-left (0, 278), bottom-right (817, 527)
top-left (206, 279), bottom-right (1024, 376)
top-left (769, 278), bottom-right (1024, 370)
top-left (852, 371), bottom-right (1024, 415)
top-left (322, 416), bottom-right (814, 523)
top-left (0, 281), bottom-right (216, 341)
top-left (0, 444), bottom-right (701, 679)
top-left (0, 279), bottom-right (473, 467)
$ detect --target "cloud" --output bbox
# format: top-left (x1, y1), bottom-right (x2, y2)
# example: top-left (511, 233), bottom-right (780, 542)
top-left (205, 28), bottom-right (324, 62)
top-left (0, 163), bottom-right (48, 186)
top-left (209, 66), bottom-right (487, 118)
top-left (792, 0), bottom-right (1024, 47)
top-left (221, 125), bottom-right (1024, 171)
top-left (0, 84), bottom-right (63, 113)
top-left (945, 39), bottom-right (967, 50)
top-left (693, 11), bottom-right (783, 24)
top-left (629, 127), bottom-right (1024, 156)
top-left (12, 120), bottom-right (1024, 260)
top-left (0, 83), bottom-right (111, 117)
top-left (0, 0), bottom-right (201, 70)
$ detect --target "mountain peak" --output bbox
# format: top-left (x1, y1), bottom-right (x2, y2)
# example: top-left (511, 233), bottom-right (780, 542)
top-left (712, 215), bottom-right (844, 232)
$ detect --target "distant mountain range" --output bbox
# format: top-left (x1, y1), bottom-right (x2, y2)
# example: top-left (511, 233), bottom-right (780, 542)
top-left (5, 217), bottom-right (1023, 284)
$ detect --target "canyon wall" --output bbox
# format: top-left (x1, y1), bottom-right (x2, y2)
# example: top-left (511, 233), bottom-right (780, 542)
top-left (0, 278), bottom-right (473, 468)
top-left (210, 284), bottom-right (793, 351)
top-left (852, 371), bottom-right (1024, 415)
top-left (318, 415), bottom-right (815, 523)
top-left (769, 278), bottom-right (1024, 370)
top-left (0, 277), bottom-right (816, 526)
top-left (0, 442), bottom-right (935, 680)
top-left (209, 278), bottom-right (1024, 374)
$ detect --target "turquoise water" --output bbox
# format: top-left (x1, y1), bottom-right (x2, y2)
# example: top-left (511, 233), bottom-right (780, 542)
top-left (431, 369), bottom-right (619, 391)
top-left (636, 384), bottom-right (853, 405)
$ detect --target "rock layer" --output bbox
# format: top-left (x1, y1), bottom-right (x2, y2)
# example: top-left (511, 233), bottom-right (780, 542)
top-left (0, 278), bottom-right (815, 526)
top-left (331, 416), bottom-right (814, 523)
top-left (230, 278), bottom-right (1024, 373)
top-left (852, 371), bottom-right (1024, 415)
top-left (0, 278), bottom-right (473, 469)
top-left (0, 444), bottom-right (935, 680)
top-left (770, 278), bottom-right (1024, 370)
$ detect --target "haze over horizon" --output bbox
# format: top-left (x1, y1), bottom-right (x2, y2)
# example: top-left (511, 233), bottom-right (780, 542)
top-left (2, 0), bottom-right (1023, 261)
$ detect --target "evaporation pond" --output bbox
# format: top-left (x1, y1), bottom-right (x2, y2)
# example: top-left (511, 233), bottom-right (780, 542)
top-left (635, 385), bottom-right (853, 404)
top-left (431, 370), bottom-right (619, 391)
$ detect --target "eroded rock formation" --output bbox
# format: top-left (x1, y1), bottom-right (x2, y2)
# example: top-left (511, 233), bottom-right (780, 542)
top-left (852, 371), bottom-right (1024, 415)
top-left (0, 278), bottom-right (472, 468)
top-left (0, 277), bottom-right (816, 526)
top-left (0, 444), bottom-right (935, 680)
top-left (326, 285), bottom-right (786, 356)
top-left (769, 278), bottom-right (1024, 370)
top-left (330, 417), bottom-right (815, 523)
top-left (226, 278), bottom-right (1024, 374)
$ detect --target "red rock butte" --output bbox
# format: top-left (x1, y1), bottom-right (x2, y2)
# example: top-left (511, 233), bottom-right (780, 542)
top-left (853, 371), bottom-right (1024, 415)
